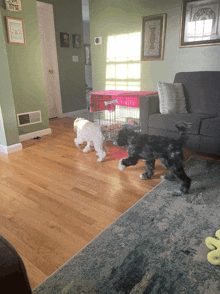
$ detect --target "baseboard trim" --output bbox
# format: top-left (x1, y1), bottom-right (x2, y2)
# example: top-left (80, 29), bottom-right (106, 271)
top-left (19, 128), bottom-right (52, 142)
top-left (0, 143), bottom-right (23, 154)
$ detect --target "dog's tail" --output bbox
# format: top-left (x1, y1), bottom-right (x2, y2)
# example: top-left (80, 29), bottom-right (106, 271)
top-left (175, 121), bottom-right (192, 145)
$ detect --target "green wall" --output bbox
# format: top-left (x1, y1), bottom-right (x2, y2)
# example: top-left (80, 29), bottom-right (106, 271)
top-left (0, 0), bottom-right (87, 148)
top-left (0, 0), bottom-right (49, 140)
top-left (0, 4), bottom-right (20, 146)
top-left (37, 0), bottom-right (87, 113)
top-left (89, 0), bottom-right (220, 91)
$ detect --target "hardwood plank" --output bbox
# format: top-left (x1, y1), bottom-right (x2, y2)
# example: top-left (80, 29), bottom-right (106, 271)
top-left (0, 117), bottom-right (215, 289)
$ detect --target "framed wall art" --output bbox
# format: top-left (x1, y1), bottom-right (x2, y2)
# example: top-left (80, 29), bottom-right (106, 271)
top-left (4, 0), bottom-right (21, 11)
top-left (6, 17), bottom-right (26, 45)
top-left (141, 14), bottom-right (167, 61)
top-left (84, 44), bottom-right (91, 65)
top-left (60, 32), bottom-right (70, 47)
top-left (73, 34), bottom-right (81, 48)
top-left (180, 0), bottom-right (220, 47)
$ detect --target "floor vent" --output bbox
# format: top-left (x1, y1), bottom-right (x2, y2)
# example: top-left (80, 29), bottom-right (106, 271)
top-left (17, 111), bottom-right (42, 127)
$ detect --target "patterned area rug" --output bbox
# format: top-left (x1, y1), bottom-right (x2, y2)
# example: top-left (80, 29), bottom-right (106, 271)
top-left (33, 157), bottom-right (220, 294)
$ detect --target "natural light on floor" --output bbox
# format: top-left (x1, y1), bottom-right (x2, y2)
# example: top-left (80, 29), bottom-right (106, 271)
top-left (105, 32), bottom-right (141, 91)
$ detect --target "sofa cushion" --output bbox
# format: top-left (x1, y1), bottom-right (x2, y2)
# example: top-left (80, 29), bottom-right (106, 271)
top-left (200, 117), bottom-right (220, 137)
top-left (174, 71), bottom-right (220, 115)
top-left (148, 128), bottom-right (201, 151)
top-left (148, 113), bottom-right (215, 135)
top-left (157, 82), bottom-right (187, 114)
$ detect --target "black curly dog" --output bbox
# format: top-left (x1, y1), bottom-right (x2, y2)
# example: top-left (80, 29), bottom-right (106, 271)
top-left (117, 122), bottom-right (192, 194)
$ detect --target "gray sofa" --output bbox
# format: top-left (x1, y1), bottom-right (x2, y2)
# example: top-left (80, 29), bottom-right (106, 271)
top-left (139, 71), bottom-right (220, 156)
top-left (0, 235), bottom-right (33, 293)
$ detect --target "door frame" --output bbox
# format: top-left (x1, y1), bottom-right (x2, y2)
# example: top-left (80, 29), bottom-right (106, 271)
top-left (36, 1), bottom-right (62, 118)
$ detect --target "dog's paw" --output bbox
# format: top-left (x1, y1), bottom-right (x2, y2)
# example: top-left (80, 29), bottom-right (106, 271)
top-left (74, 139), bottom-right (81, 148)
top-left (97, 157), bottom-right (105, 162)
top-left (140, 173), bottom-right (151, 180)
top-left (118, 159), bottom-right (126, 170)
top-left (96, 151), bottom-right (106, 162)
top-left (83, 147), bottom-right (91, 153)
top-left (180, 186), bottom-right (190, 194)
top-left (161, 174), bottom-right (176, 181)
top-left (180, 178), bottom-right (191, 194)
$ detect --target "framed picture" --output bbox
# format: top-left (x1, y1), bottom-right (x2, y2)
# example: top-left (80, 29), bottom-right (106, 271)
top-left (60, 32), bottom-right (69, 47)
top-left (4, 0), bottom-right (21, 11)
top-left (141, 14), bottom-right (167, 61)
top-left (6, 17), bottom-right (26, 45)
top-left (84, 44), bottom-right (91, 65)
top-left (180, 0), bottom-right (220, 47)
top-left (73, 34), bottom-right (81, 48)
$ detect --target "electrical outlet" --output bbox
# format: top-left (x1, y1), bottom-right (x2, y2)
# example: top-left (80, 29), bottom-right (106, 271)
top-left (72, 56), bottom-right (79, 62)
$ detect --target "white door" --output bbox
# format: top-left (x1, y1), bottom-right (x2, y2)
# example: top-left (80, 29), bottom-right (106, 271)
top-left (36, 1), bottom-right (62, 118)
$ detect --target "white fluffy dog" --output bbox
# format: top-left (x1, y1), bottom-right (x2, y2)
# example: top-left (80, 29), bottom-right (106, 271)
top-left (74, 118), bottom-right (107, 162)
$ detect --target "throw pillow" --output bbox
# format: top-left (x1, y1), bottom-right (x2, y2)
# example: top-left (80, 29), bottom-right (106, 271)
top-left (157, 81), bottom-right (188, 114)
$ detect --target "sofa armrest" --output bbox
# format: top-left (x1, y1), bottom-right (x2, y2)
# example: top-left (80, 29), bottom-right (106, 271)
top-left (139, 95), bottom-right (159, 134)
top-left (0, 235), bottom-right (33, 293)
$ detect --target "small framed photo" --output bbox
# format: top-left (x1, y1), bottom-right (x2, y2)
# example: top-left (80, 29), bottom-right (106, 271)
top-left (180, 0), bottom-right (220, 47)
top-left (73, 34), bottom-right (81, 48)
top-left (60, 32), bottom-right (70, 47)
top-left (6, 17), bottom-right (26, 45)
top-left (84, 44), bottom-right (91, 65)
top-left (141, 14), bottom-right (167, 60)
top-left (4, 0), bottom-right (21, 11)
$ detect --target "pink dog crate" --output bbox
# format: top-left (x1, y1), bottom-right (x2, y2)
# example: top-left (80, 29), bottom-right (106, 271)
top-left (89, 90), bottom-right (158, 141)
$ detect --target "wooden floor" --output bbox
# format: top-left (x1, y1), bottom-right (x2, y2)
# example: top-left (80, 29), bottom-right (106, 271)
top-left (1, 117), bottom-right (220, 289)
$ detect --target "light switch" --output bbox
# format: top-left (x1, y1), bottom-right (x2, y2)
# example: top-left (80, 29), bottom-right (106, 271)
top-left (72, 56), bottom-right (79, 62)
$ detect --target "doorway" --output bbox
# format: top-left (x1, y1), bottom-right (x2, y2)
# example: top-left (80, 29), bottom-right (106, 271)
top-left (36, 1), bottom-right (62, 118)
top-left (82, 0), bottom-right (93, 109)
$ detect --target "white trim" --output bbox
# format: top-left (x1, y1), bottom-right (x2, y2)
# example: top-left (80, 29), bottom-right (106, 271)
top-left (19, 128), bottom-right (52, 142)
top-left (0, 143), bottom-right (22, 154)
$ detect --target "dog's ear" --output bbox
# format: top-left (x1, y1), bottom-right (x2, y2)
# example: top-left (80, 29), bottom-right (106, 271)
top-left (119, 127), bottom-right (137, 146)
top-left (73, 118), bottom-right (80, 132)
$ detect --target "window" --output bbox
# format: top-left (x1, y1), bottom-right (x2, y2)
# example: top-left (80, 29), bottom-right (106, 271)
top-left (105, 33), bottom-right (141, 90)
